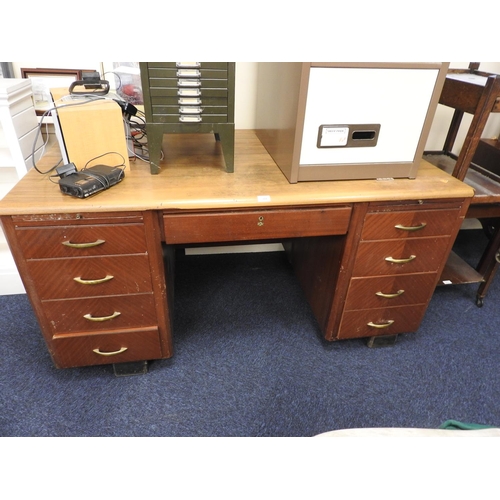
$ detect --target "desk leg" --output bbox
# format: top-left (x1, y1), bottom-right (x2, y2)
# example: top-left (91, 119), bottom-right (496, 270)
top-left (113, 361), bottom-right (148, 376)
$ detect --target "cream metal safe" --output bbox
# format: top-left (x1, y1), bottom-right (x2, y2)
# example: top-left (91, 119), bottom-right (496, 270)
top-left (255, 62), bottom-right (449, 183)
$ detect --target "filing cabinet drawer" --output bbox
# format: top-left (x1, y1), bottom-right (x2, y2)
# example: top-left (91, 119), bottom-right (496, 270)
top-left (361, 209), bottom-right (463, 240)
top-left (27, 254), bottom-right (153, 299)
top-left (52, 327), bottom-right (163, 368)
top-left (163, 206), bottom-right (352, 244)
top-left (16, 223), bottom-right (148, 259)
top-left (147, 68), bottom-right (229, 80)
top-left (149, 62), bottom-right (228, 70)
top-left (352, 237), bottom-right (451, 277)
top-left (150, 88), bottom-right (228, 99)
top-left (152, 114), bottom-right (228, 124)
top-left (337, 304), bottom-right (428, 339)
top-left (44, 293), bottom-right (157, 334)
top-left (344, 273), bottom-right (437, 311)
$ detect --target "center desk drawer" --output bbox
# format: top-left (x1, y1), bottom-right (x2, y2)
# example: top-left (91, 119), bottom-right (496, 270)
top-left (163, 207), bottom-right (352, 244)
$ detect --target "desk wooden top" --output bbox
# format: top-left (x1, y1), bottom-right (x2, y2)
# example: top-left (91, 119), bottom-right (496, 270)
top-left (0, 130), bottom-right (474, 216)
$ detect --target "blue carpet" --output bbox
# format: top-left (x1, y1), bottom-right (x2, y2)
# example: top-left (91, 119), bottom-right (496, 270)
top-left (1, 229), bottom-right (499, 437)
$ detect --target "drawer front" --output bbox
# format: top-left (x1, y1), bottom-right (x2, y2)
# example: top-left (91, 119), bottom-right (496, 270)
top-left (361, 209), bottom-right (461, 240)
top-left (51, 327), bottom-right (163, 368)
top-left (150, 88), bottom-right (228, 100)
top-left (344, 273), bottom-right (437, 311)
top-left (43, 293), bottom-right (157, 334)
top-left (27, 255), bottom-right (153, 299)
top-left (16, 223), bottom-right (147, 259)
top-left (151, 113), bottom-right (228, 124)
top-left (148, 68), bottom-right (229, 80)
top-left (163, 206), bottom-right (352, 244)
top-left (352, 237), bottom-right (451, 277)
top-left (146, 62), bottom-right (228, 70)
top-left (337, 304), bottom-right (428, 339)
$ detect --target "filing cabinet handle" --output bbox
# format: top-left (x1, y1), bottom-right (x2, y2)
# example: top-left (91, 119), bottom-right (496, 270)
top-left (385, 255), bottom-right (416, 264)
top-left (74, 275), bottom-right (114, 285)
top-left (176, 62), bottom-right (201, 68)
top-left (375, 290), bottom-right (405, 299)
top-left (92, 347), bottom-right (128, 356)
top-left (62, 239), bottom-right (105, 248)
top-left (84, 311), bottom-right (121, 322)
top-left (367, 320), bottom-right (395, 329)
top-left (180, 115), bottom-right (202, 123)
top-left (394, 223), bottom-right (427, 232)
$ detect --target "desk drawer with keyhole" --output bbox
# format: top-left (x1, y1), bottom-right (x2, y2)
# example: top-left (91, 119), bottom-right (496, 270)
top-left (163, 206), bottom-right (352, 244)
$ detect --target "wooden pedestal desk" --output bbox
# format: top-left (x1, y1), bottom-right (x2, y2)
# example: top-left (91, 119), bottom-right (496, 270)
top-left (0, 131), bottom-right (474, 371)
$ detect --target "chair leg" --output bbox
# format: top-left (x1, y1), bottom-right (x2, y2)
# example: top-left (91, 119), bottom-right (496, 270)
top-left (475, 222), bottom-right (500, 306)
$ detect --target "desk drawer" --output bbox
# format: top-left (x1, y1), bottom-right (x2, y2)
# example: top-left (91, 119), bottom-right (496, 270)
top-left (361, 209), bottom-right (462, 240)
top-left (51, 327), bottom-right (162, 368)
top-left (344, 273), bottom-right (437, 311)
top-left (352, 237), bottom-right (451, 277)
top-left (27, 255), bottom-right (153, 299)
top-left (43, 293), bottom-right (157, 334)
top-left (337, 304), bottom-right (427, 339)
top-left (16, 223), bottom-right (148, 259)
top-left (163, 207), bottom-right (352, 244)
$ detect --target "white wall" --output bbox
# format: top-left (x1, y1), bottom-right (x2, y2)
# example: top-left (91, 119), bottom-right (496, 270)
top-left (10, 61), bottom-right (500, 143)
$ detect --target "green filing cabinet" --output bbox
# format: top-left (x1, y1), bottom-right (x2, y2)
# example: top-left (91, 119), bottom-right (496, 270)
top-left (139, 62), bottom-right (235, 174)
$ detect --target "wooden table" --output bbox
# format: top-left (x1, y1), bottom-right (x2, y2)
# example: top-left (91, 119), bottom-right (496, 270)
top-left (0, 130), bottom-right (474, 371)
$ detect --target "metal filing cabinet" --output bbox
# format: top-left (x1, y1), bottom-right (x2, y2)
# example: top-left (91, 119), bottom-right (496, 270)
top-left (255, 62), bottom-right (449, 183)
top-left (139, 62), bottom-right (235, 174)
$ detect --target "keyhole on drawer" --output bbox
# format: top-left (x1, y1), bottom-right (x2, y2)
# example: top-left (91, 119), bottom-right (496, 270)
top-left (258, 216), bottom-right (264, 226)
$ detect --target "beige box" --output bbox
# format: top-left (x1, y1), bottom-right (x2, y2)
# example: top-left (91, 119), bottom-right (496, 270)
top-left (255, 62), bottom-right (449, 183)
top-left (50, 88), bottom-right (129, 171)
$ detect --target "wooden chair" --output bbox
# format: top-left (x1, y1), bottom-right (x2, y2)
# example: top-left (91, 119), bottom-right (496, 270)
top-left (437, 62), bottom-right (500, 181)
top-left (425, 62), bottom-right (500, 306)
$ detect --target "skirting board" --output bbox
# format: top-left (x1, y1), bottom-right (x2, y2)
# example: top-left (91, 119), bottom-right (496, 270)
top-left (0, 270), bottom-right (25, 295)
top-left (185, 243), bottom-right (284, 255)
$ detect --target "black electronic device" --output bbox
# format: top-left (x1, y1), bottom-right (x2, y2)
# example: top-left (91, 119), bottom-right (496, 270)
top-left (57, 163), bottom-right (125, 198)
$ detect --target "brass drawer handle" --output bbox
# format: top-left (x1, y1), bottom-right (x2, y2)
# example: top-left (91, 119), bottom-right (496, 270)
top-left (74, 275), bottom-right (114, 285)
top-left (367, 320), bottom-right (395, 329)
top-left (62, 239), bottom-right (105, 248)
top-left (385, 255), bottom-right (416, 264)
top-left (375, 290), bottom-right (405, 298)
top-left (394, 223), bottom-right (427, 232)
top-left (92, 347), bottom-right (128, 356)
top-left (84, 311), bottom-right (121, 322)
